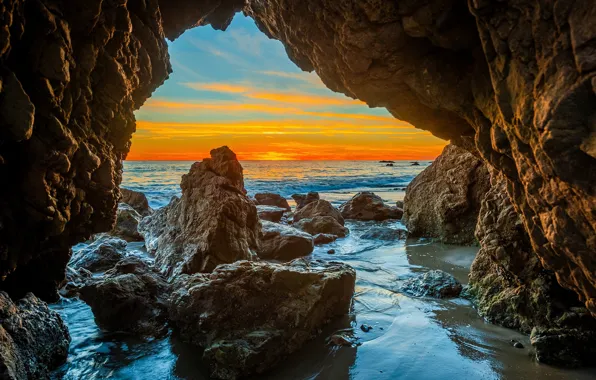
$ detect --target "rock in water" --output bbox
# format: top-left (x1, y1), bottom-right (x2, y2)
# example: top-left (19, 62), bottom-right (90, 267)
top-left (69, 235), bottom-right (127, 272)
top-left (256, 205), bottom-right (286, 223)
top-left (361, 227), bottom-right (407, 241)
top-left (313, 233), bottom-right (338, 245)
top-left (339, 192), bottom-right (402, 221)
top-left (138, 147), bottom-right (260, 278)
top-left (259, 221), bottom-right (314, 261)
top-left (294, 200), bottom-right (344, 225)
top-left (291, 192), bottom-right (320, 210)
top-left (401, 270), bottom-right (463, 298)
top-left (120, 188), bottom-right (153, 217)
top-left (79, 257), bottom-right (170, 337)
top-left (169, 259), bottom-right (356, 379)
top-left (0, 292), bottom-right (70, 379)
top-left (402, 144), bottom-right (490, 245)
top-left (294, 216), bottom-right (348, 237)
top-left (110, 203), bottom-right (144, 242)
top-left (254, 193), bottom-right (291, 211)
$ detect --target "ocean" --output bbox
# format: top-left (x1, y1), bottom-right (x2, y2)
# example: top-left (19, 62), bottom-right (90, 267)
top-left (121, 160), bottom-right (431, 209)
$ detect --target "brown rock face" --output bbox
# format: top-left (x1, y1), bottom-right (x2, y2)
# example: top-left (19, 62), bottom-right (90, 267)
top-left (258, 221), bottom-right (314, 261)
top-left (254, 193), bottom-right (291, 211)
top-left (291, 192), bottom-right (320, 210)
top-left (340, 192), bottom-right (403, 221)
top-left (138, 147), bottom-right (260, 279)
top-left (293, 200), bottom-right (344, 225)
top-left (120, 188), bottom-right (153, 217)
top-left (403, 144), bottom-right (490, 245)
top-left (169, 259), bottom-right (356, 379)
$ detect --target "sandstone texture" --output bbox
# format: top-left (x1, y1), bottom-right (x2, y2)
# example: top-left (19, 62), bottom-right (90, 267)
top-left (403, 144), bottom-right (490, 245)
top-left (254, 193), bottom-right (291, 211)
top-left (340, 192), bottom-right (403, 221)
top-left (138, 147), bottom-right (260, 279)
top-left (169, 259), bottom-right (355, 379)
top-left (291, 192), bottom-right (319, 210)
top-left (401, 270), bottom-right (463, 298)
top-left (0, 292), bottom-right (70, 379)
top-left (79, 256), bottom-right (170, 337)
top-left (120, 188), bottom-right (153, 217)
top-left (258, 221), bottom-right (314, 261)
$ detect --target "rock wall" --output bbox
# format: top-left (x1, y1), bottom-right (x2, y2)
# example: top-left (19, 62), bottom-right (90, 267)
top-left (0, 0), bottom-right (594, 316)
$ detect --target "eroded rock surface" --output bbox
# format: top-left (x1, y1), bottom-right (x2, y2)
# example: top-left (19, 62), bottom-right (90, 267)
top-left (0, 292), bottom-right (70, 379)
top-left (291, 192), bottom-right (320, 210)
top-left (403, 144), bottom-right (490, 245)
top-left (258, 221), bottom-right (313, 261)
top-left (254, 193), bottom-right (291, 211)
top-left (340, 192), bottom-right (403, 221)
top-left (169, 259), bottom-right (355, 379)
top-left (138, 147), bottom-right (260, 279)
top-left (256, 205), bottom-right (286, 223)
top-left (121, 188), bottom-right (153, 217)
top-left (110, 204), bottom-right (144, 242)
top-left (69, 235), bottom-right (127, 272)
top-left (401, 270), bottom-right (462, 299)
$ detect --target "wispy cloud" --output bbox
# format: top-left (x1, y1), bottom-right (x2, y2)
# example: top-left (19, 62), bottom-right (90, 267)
top-left (183, 82), bottom-right (251, 93)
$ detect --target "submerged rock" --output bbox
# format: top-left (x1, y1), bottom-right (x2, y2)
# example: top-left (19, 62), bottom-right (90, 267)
top-left (69, 235), bottom-right (127, 272)
top-left (254, 193), bottom-right (291, 211)
top-left (294, 216), bottom-right (348, 237)
top-left (291, 192), bottom-right (320, 211)
top-left (120, 188), bottom-right (153, 217)
top-left (294, 200), bottom-right (344, 225)
top-left (110, 203), bottom-right (144, 242)
top-left (259, 221), bottom-right (314, 261)
top-left (0, 292), bottom-right (70, 379)
top-left (79, 257), bottom-right (170, 337)
top-left (256, 205), bottom-right (286, 223)
top-left (361, 227), bottom-right (407, 241)
top-left (401, 270), bottom-right (462, 298)
top-left (402, 144), bottom-right (490, 245)
top-left (138, 147), bottom-right (260, 279)
top-left (169, 259), bottom-right (355, 379)
top-left (339, 192), bottom-right (402, 221)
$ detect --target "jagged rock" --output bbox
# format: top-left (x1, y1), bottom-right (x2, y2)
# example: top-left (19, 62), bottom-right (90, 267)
top-left (69, 235), bottom-right (127, 272)
top-left (110, 204), bottom-right (144, 242)
top-left (291, 192), bottom-right (319, 210)
top-left (121, 188), bottom-right (153, 217)
top-left (138, 147), bottom-right (259, 279)
top-left (403, 144), bottom-right (490, 245)
top-left (0, 292), bottom-right (70, 379)
top-left (258, 221), bottom-right (313, 261)
top-left (294, 200), bottom-right (344, 225)
top-left (169, 259), bottom-right (356, 379)
top-left (254, 193), bottom-right (291, 211)
top-left (401, 270), bottom-right (462, 298)
top-left (79, 257), bottom-right (170, 337)
top-left (294, 216), bottom-right (348, 237)
top-left (59, 266), bottom-right (92, 298)
top-left (313, 233), bottom-right (338, 245)
top-left (256, 205), bottom-right (286, 223)
top-left (361, 227), bottom-right (407, 241)
top-left (339, 192), bottom-right (402, 221)
top-left (396, 200), bottom-right (404, 209)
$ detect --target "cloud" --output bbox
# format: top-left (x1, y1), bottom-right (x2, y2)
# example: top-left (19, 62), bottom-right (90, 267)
top-left (183, 82), bottom-right (252, 93)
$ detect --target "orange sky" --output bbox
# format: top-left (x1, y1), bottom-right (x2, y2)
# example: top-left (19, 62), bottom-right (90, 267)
top-left (129, 16), bottom-right (447, 161)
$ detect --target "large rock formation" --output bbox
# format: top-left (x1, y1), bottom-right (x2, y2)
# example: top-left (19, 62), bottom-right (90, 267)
top-left (169, 259), bottom-right (356, 379)
top-left (138, 147), bottom-right (260, 279)
top-left (1, 0), bottom-right (595, 325)
top-left (403, 144), bottom-right (490, 245)
top-left (0, 292), bottom-right (70, 378)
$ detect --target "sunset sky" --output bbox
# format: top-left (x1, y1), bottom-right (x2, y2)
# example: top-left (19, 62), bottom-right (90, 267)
top-left (131, 15), bottom-right (447, 161)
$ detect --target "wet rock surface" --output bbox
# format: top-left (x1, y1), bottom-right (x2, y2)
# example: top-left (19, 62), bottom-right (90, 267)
top-left (0, 292), bottom-right (70, 379)
top-left (254, 193), bottom-right (291, 211)
top-left (138, 147), bottom-right (260, 278)
top-left (169, 259), bottom-right (356, 379)
top-left (120, 189), bottom-right (153, 217)
top-left (403, 145), bottom-right (490, 245)
top-left (294, 216), bottom-right (348, 238)
top-left (258, 221), bottom-right (314, 261)
top-left (110, 204), bottom-right (144, 242)
top-left (256, 205), bottom-right (286, 223)
top-left (291, 192), bottom-right (320, 210)
top-left (401, 270), bottom-right (463, 298)
top-left (79, 257), bottom-right (170, 337)
top-left (69, 236), bottom-right (127, 272)
top-left (313, 233), bottom-right (338, 245)
top-left (340, 192), bottom-right (403, 221)
top-left (294, 200), bottom-right (344, 225)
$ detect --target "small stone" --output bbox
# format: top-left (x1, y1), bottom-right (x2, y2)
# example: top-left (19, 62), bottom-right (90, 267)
top-left (360, 324), bottom-right (373, 332)
top-left (513, 342), bottom-right (524, 349)
top-left (327, 249), bottom-right (336, 254)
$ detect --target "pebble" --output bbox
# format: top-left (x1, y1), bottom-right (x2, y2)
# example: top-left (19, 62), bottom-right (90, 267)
top-left (360, 324), bottom-right (373, 332)
top-left (327, 249), bottom-right (336, 254)
top-left (510, 339), bottom-right (524, 349)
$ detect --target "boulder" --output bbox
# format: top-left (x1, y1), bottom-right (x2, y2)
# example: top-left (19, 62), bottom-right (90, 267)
top-left (294, 200), bottom-right (344, 225)
top-left (396, 200), bottom-right (404, 209)
top-left (138, 147), bottom-right (260, 279)
top-left (339, 192), bottom-right (402, 221)
top-left (120, 188), bottom-right (153, 217)
top-left (0, 292), bottom-right (70, 379)
top-left (110, 203), bottom-right (144, 242)
top-left (400, 270), bottom-right (462, 298)
top-left (313, 233), bottom-right (338, 245)
top-left (530, 326), bottom-right (596, 367)
top-left (259, 221), bottom-right (314, 261)
top-left (402, 144), bottom-right (490, 245)
top-left (59, 266), bottom-right (92, 298)
top-left (294, 216), bottom-right (348, 237)
top-left (291, 192), bottom-right (319, 210)
top-left (254, 193), bottom-right (291, 211)
top-left (256, 205), bottom-right (286, 223)
top-left (79, 257), bottom-right (170, 337)
top-left (169, 259), bottom-right (356, 379)
top-left (361, 227), bottom-right (407, 241)
top-left (69, 235), bottom-right (127, 272)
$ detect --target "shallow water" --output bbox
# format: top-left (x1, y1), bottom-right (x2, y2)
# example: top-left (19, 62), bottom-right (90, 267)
top-left (51, 220), bottom-right (596, 379)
